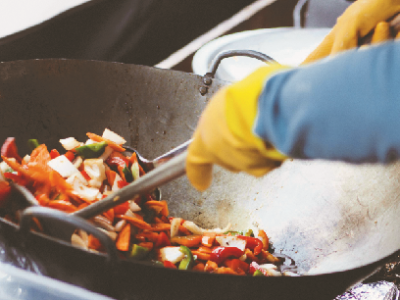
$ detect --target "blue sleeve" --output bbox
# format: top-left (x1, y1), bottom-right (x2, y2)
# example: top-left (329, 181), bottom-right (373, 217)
top-left (253, 41), bottom-right (400, 163)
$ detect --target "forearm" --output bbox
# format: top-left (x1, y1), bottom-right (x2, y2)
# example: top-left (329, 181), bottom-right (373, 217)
top-left (254, 41), bottom-right (400, 163)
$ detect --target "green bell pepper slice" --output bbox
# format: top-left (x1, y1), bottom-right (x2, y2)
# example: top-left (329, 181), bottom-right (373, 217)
top-left (75, 142), bottom-right (107, 159)
top-left (179, 245), bottom-right (194, 270)
top-left (130, 244), bottom-right (149, 260)
top-left (28, 139), bottom-right (40, 151)
top-left (253, 270), bottom-right (265, 277)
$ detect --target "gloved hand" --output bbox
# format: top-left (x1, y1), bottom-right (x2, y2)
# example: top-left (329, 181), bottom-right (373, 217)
top-left (303, 0), bottom-right (400, 64)
top-left (186, 65), bottom-right (288, 191)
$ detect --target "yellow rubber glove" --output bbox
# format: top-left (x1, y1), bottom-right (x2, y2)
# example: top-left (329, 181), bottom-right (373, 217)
top-left (303, 0), bottom-right (400, 64)
top-left (186, 65), bottom-right (288, 191)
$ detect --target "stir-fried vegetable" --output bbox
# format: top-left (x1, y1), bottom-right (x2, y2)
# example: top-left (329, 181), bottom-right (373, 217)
top-left (0, 128), bottom-right (294, 276)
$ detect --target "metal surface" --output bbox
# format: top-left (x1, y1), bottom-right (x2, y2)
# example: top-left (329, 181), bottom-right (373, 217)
top-left (124, 139), bottom-right (191, 171)
top-left (206, 49), bottom-right (277, 78)
top-left (0, 59), bottom-right (399, 299)
top-left (20, 207), bottom-right (119, 262)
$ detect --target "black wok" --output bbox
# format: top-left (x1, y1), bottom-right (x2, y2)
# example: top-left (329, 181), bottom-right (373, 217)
top-left (0, 59), bottom-right (399, 300)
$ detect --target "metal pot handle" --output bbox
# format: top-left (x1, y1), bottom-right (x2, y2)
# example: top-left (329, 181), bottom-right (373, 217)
top-left (199, 50), bottom-right (277, 95)
top-left (19, 206), bottom-right (119, 263)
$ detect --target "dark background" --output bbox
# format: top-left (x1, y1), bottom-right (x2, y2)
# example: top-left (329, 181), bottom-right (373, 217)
top-left (0, 0), bottom-right (299, 72)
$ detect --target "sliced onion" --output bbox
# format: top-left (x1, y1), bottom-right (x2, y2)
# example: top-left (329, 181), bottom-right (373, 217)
top-left (159, 247), bottom-right (185, 264)
top-left (59, 137), bottom-right (83, 150)
top-left (102, 128), bottom-right (126, 145)
top-left (182, 220), bottom-right (203, 235)
top-left (98, 146), bottom-right (113, 161)
top-left (83, 159), bottom-right (106, 188)
top-left (170, 218), bottom-right (182, 238)
top-left (129, 201), bottom-right (141, 212)
top-left (48, 155), bottom-right (79, 178)
top-left (71, 233), bottom-right (88, 250)
top-left (215, 236), bottom-right (246, 251)
top-left (203, 223), bottom-right (232, 234)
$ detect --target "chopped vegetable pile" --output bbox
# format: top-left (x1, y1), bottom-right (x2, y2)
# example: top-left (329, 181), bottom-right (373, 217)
top-left (0, 129), bottom-right (297, 276)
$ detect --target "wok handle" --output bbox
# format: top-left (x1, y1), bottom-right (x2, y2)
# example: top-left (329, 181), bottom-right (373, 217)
top-left (20, 206), bottom-right (119, 263)
top-left (205, 49), bottom-right (278, 79)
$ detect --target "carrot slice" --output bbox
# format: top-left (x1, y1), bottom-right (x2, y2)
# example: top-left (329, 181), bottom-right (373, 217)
top-left (191, 251), bottom-right (211, 261)
top-left (116, 215), bottom-right (152, 230)
top-left (88, 234), bottom-right (102, 250)
top-left (160, 200), bottom-right (169, 217)
top-left (35, 194), bottom-right (50, 206)
top-left (105, 169), bottom-right (117, 187)
top-left (170, 235), bottom-right (202, 247)
top-left (179, 225), bottom-right (192, 236)
top-left (197, 246), bottom-right (213, 254)
top-left (214, 267), bottom-right (241, 275)
top-left (258, 229), bottom-right (269, 250)
top-left (153, 217), bottom-right (164, 224)
top-left (116, 224), bottom-right (131, 251)
top-left (145, 200), bottom-right (169, 217)
top-left (150, 223), bottom-right (171, 232)
top-left (47, 200), bottom-right (77, 213)
top-left (29, 144), bottom-right (51, 172)
top-left (204, 260), bottom-right (218, 272)
top-left (87, 132), bottom-right (125, 152)
top-left (192, 262), bottom-right (205, 272)
top-left (2, 156), bottom-right (48, 184)
top-left (103, 208), bottom-right (114, 223)
top-left (138, 242), bottom-right (153, 251)
top-left (224, 259), bottom-right (249, 273)
top-left (135, 231), bottom-right (159, 243)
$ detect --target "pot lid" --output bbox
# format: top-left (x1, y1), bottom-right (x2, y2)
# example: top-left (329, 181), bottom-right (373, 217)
top-left (192, 27), bottom-right (330, 82)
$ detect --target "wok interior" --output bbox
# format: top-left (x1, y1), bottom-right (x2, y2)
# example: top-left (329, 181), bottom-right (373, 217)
top-left (1, 59), bottom-right (400, 277)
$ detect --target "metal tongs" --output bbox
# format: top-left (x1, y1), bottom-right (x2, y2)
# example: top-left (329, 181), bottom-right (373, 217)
top-left (15, 141), bottom-right (189, 244)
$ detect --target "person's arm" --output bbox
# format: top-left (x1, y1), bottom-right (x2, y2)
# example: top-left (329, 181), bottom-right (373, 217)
top-left (255, 40), bottom-right (400, 163)
top-left (186, 41), bottom-right (400, 191)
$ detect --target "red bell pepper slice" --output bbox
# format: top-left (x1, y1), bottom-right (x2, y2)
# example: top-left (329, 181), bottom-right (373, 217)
top-left (210, 247), bottom-right (244, 265)
top-left (155, 231), bottom-right (171, 248)
top-left (106, 152), bottom-right (130, 168)
top-left (1, 137), bottom-right (22, 162)
top-left (64, 151), bottom-right (75, 162)
top-left (80, 170), bottom-right (91, 181)
top-left (224, 258), bottom-right (249, 274)
top-left (0, 181), bottom-right (11, 207)
top-left (47, 200), bottom-right (77, 213)
top-left (163, 260), bottom-right (177, 269)
top-left (49, 149), bottom-right (60, 159)
top-left (114, 201), bottom-right (129, 215)
top-left (237, 236), bottom-right (263, 255)
top-left (117, 180), bottom-right (129, 188)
